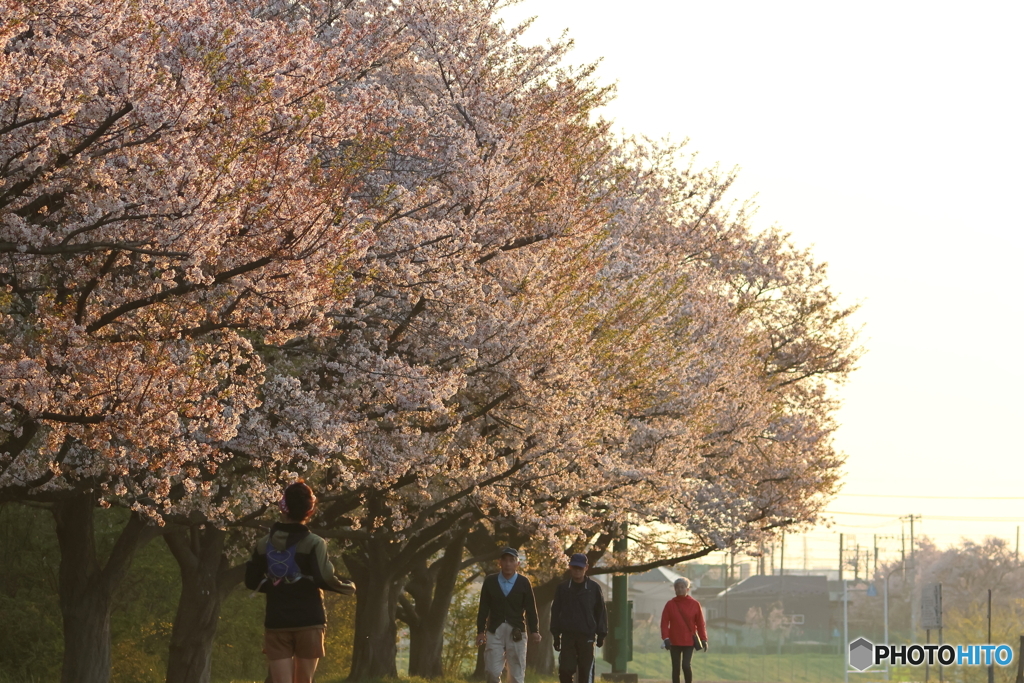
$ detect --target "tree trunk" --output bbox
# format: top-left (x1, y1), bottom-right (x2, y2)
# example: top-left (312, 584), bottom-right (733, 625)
top-left (472, 643), bottom-right (486, 680)
top-left (405, 532), bottom-right (465, 677)
top-left (52, 495), bottom-right (158, 683)
top-left (526, 579), bottom-right (557, 675)
top-left (164, 525), bottom-right (245, 683)
top-left (408, 621), bottom-right (447, 678)
top-left (346, 544), bottom-right (401, 681)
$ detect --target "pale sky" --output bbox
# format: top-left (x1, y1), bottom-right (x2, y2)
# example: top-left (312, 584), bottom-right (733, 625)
top-left (500, 0), bottom-right (1024, 564)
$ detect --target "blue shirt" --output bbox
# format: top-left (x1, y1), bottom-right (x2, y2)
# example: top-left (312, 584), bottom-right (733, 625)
top-left (497, 572), bottom-right (518, 596)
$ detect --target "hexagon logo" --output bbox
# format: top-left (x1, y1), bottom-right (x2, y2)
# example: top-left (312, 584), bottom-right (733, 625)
top-left (849, 637), bottom-right (875, 671)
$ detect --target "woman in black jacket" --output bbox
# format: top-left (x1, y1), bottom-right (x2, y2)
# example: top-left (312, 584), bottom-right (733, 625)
top-left (245, 481), bottom-right (355, 683)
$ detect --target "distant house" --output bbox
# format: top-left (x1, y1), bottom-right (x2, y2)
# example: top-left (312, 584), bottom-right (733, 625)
top-left (591, 566), bottom-right (688, 624)
top-left (628, 566), bottom-right (689, 622)
top-left (702, 575), bottom-right (832, 648)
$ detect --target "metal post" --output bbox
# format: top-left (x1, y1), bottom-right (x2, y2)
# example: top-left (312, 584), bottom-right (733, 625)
top-left (988, 589), bottom-right (994, 683)
top-left (780, 532), bottom-right (785, 576)
top-left (925, 629), bottom-right (930, 683)
top-left (907, 515), bottom-right (919, 640)
top-left (909, 515), bottom-right (916, 569)
top-left (900, 525), bottom-right (906, 580)
top-left (884, 574), bottom-right (890, 682)
top-left (843, 579), bottom-right (849, 683)
top-left (612, 524), bottom-right (629, 674)
top-left (724, 568), bottom-right (730, 647)
top-left (874, 535), bottom-right (879, 574)
top-left (839, 533), bottom-right (844, 582)
top-left (939, 583), bottom-right (943, 683)
top-left (1015, 635), bottom-right (1024, 683)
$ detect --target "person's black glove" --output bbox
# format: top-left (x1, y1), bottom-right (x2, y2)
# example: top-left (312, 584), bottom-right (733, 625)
top-left (596, 635), bottom-right (605, 648)
top-left (702, 639), bottom-right (709, 652)
top-left (663, 638), bottom-right (671, 649)
top-left (552, 634), bottom-right (561, 652)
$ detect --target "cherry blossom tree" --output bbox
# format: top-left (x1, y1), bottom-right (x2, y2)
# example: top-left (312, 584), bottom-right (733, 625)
top-left (0, 1), bottom-right (407, 680)
top-left (2, 1), bottom-right (860, 682)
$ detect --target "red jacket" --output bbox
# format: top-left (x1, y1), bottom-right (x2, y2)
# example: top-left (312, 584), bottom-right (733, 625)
top-left (660, 595), bottom-right (707, 647)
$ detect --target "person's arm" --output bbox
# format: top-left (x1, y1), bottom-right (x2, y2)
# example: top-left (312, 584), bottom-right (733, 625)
top-left (594, 581), bottom-right (608, 638)
top-left (476, 576), bottom-right (492, 636)
top-left (549, 583), bottom-right (563, 636)
top-left (310, 538), bottom-right (355, 594)
top-left (523, 577), bottom-right (541, 642)
top-left (593, 581), bottom-right (607, 647)
top-left (549, 583), bottom-right (563, 651)
top-left (696, 601), bottom-right (708, 641)
top-left (660, 602), bottom-right (671, 641)
top-left (244, 542), bottom-right (267, 592)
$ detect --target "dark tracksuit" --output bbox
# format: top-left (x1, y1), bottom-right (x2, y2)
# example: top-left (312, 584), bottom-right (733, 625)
top-left (549, 577), bottom-right (608, 683)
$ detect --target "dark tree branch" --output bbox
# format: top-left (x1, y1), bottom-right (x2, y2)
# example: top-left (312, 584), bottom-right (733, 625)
top-left (85, 256), bottom-right (273, 332)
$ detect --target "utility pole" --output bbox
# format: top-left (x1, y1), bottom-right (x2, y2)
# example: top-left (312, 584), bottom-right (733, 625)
top-left (839, 533), bottom-right (844, 582)
top-left (909, 515), bottom-right (918, 570)
top-left (874, 534), bottom-right (879, 574)
top-left (902, 514), bottom-right (921, 639)
top-left (988, 589), bottom-right (994, 683)
top-left (780, 532), bottom-right (785, 576)
top-left (900, 524), bottom-right (906, 579)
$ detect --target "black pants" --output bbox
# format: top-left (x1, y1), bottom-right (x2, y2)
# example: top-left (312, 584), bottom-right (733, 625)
top-left (670, 645), bottom-right (695, 683)
top-left (558, 632), bottom-right (596, 683)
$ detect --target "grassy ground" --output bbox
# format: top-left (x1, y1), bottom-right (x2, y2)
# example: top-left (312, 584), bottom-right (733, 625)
top-left (205, 655), bottom-right (1012, 683)
top-left (222, 675), bottom-right (561, 683)
top-left (595, 651), bottom-right (848, 683)
top-left (218, 654), bottom-right (847, 683)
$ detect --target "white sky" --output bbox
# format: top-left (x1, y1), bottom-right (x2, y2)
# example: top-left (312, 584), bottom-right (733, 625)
top-left (499, 0), bottom-right (1024, 562)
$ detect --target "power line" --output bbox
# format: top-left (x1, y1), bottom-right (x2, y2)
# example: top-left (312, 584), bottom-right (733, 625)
top-left (826, 510), bottom-right (1024, 522)
top-left (910, 515), bottom-right (1024, 522)
top-left (825, 511), bottom-right (902, 518)
top-left (822, 520), bottom-right (901, 529)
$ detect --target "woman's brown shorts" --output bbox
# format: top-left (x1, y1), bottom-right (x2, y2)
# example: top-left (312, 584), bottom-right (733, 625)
top-left (263, 626), bottom-right (326, 660)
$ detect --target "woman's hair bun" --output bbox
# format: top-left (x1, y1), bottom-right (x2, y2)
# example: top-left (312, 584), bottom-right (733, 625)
top-left (283, 480), bottom-right (316, 521)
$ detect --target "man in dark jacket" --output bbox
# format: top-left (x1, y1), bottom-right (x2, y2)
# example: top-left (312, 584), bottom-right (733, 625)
top-left (549, 553), bottom-right (607, 683)
top-left (476, 547), bottom-right (541, 683)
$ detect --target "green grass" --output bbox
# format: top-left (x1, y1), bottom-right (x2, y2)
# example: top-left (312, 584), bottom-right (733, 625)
top-left (596, 651), bottom-right (848, 683)
top-left (219, 677), bottom-right (562, 683)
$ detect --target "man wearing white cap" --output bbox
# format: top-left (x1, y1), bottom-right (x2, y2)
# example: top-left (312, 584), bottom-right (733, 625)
top-left (549, 553), bottom-right (607, 683)
top-left (476, 547), bottom-right (541, 683)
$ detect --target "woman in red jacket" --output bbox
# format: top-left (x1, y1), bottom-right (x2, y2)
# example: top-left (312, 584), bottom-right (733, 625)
top-left (660, 577), bottom-right (708, 683)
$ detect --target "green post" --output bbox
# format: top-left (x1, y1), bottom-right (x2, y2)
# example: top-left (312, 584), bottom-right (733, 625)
top-left (612, 524), bottom-right (630, 673)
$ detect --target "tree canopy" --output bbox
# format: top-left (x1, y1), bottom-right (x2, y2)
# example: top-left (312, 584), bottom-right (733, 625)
top-left (0, 0), bottom-right (860, 681)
